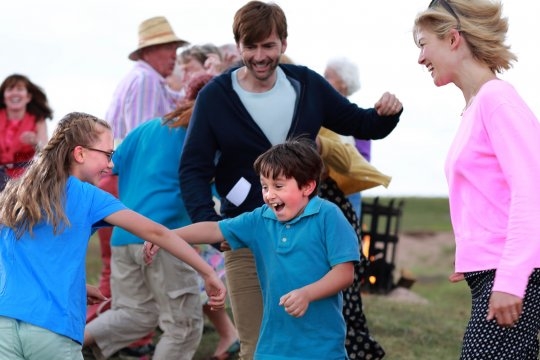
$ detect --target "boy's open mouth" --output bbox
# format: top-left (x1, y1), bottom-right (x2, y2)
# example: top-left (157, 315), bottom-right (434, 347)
top-left (272, 202), bottom-right (285, 212)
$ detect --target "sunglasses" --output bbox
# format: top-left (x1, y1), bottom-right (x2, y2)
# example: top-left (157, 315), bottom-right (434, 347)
top-left (85, 147), bottom-right (115, 162)
top-left (429, 0), bottom-right (461, 29)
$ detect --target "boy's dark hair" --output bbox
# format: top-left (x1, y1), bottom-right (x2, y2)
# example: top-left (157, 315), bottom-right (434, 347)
top-left (233, 1), bottom-right (288, 45)
top-left (253, 138), bottom-right (322, 199)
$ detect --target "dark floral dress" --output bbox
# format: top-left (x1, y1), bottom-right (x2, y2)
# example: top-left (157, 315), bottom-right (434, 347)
top-left (319, 177), bottom-right (385, 360)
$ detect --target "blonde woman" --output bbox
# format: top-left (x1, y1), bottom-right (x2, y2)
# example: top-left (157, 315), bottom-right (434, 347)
top-left (414, 1), bottom-right (540, 358)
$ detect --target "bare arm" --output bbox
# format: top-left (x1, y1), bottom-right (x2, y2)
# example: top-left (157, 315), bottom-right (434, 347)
top-left (105, 210), bottom-right (226, 308)
top-left (19, 119), bottom-right (48, 149)
top-left (143, 222), bottom-right (224, 264)
top-left (35, 120), bottom-right (48, 147)
top-left (279, 262), bottom-right (354, 317)
top-left (173, 222), bottom-right (225, 244)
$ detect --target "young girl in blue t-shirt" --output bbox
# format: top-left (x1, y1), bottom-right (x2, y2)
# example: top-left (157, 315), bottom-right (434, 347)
top-left (0, 112), bottom-right (226, 360)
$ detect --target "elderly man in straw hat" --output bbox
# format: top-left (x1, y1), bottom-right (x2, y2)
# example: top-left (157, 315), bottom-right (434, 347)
top-left (109, 15), bottom-right (189, 141)
top-left (83, 16), bottom-right (200, 360)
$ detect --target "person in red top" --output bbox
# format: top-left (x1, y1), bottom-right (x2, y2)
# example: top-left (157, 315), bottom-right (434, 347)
top-left (0, 74), bottom-right (53, 189)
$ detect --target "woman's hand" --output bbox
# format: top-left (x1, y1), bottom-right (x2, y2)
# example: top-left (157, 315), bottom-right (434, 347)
top-left (448, 272), bottom-right (464, 282)
top-left (487, 291), bottom-right (523, 327)
top-left (20, 130), bottom-right (39, 147)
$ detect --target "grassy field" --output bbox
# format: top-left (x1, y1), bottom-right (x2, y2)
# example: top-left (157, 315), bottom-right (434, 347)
top-left (86, 196), bottom-right (466, 359)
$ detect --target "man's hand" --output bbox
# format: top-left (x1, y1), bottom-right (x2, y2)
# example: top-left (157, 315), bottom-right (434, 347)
top-left (374, 92), bottom-right (403, 116)
top-left (86, 284), bottom-right (108, 305)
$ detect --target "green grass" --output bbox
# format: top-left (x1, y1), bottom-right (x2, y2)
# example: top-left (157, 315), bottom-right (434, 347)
top-left (86, 197), bottom-right (463, 359)
top-left (363, 196), bottom-right (453, 233)
top-left (363, 279), bottom-right (469, 360)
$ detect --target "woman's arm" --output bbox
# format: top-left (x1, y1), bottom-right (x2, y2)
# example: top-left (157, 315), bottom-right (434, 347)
top-left (279, 262), bottom-right (354, 317)
top-left (35, 119), bottom-right (48, 148)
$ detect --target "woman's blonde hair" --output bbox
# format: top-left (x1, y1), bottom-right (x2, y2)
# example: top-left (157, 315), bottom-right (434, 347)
top-left (413, 0), bottom-right (517, 73)
top-left (0, 112), bottom-right (111, 238)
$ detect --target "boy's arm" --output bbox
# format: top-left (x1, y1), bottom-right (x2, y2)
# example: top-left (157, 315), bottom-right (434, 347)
top-left (143, 221), bottom-right (224, 263)
top-left (106, 210), bottom-right (226, 309)
top-left (279, 262), bottom-right (355, 318)
top-left (173, 221), bottom-right (225, 244)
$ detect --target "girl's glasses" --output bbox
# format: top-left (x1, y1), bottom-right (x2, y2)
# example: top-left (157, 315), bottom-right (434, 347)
top-left (85, 147), bottom-right (115, 162)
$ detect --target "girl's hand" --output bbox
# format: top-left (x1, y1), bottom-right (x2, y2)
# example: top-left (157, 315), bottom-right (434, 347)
top-left (86, 284), bottom-right (108, 305)
top-left (203, 273), bottom-right (227, 310)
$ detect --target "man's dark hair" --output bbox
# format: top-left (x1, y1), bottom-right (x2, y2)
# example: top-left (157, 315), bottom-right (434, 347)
top-left (233, 1), bottom-right (288, 45)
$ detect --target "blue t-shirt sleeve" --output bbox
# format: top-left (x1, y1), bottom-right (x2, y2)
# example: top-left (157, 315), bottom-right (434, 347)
top-left (86, 182), bottom-right (127, 228)
top-left (322, 203), bottom-right (360, 266)
top-left (218, 209), bottom-right (261, 250)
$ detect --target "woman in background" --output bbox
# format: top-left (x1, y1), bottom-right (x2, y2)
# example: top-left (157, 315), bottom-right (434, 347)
top-left (0, 74), bottom-right (53, 190)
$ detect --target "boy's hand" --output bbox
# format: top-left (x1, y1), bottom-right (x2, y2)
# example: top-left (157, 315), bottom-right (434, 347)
top-left (279, 288), bottom-right (310, 317)
top-left (204, 273), bottom-right (227, 311)
top-left (142, 241), bottom-right (160, 264)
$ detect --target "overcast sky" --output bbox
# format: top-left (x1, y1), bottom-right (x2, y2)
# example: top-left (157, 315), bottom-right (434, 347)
top-left (1, 0), bottom-right (538, 197)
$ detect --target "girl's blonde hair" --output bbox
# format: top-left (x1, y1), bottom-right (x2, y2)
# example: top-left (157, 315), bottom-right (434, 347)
top-left (0, 112), bottom-right (111, 238)
top-left (413, 0), bottom-right (517, 73)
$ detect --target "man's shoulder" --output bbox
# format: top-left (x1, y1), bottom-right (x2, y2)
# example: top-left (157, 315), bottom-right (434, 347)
top-left (279, 63), bottom-right (317, 79)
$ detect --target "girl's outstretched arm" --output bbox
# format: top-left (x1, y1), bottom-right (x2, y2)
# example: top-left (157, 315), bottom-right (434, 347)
top-left (105, 210), bottom-right (226, 309)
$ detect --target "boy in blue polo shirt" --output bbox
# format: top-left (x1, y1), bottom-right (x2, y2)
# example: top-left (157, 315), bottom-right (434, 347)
top-left (146, 138), bottom-right (359, 360)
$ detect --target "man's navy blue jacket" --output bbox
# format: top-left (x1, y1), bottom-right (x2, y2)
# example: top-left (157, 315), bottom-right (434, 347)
top-left (179, 64), bottom-right (402, 222)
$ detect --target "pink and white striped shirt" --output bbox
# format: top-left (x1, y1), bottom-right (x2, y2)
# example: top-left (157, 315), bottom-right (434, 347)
top-left (106, 60), bottom-right (181, 141)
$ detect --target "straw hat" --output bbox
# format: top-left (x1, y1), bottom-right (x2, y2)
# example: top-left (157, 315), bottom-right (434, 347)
top-left (129, 16), bottom-right (189, 61)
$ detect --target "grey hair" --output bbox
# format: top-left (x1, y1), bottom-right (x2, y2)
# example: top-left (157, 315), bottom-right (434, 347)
top-left (325, 57), bottom-right (361, 96)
